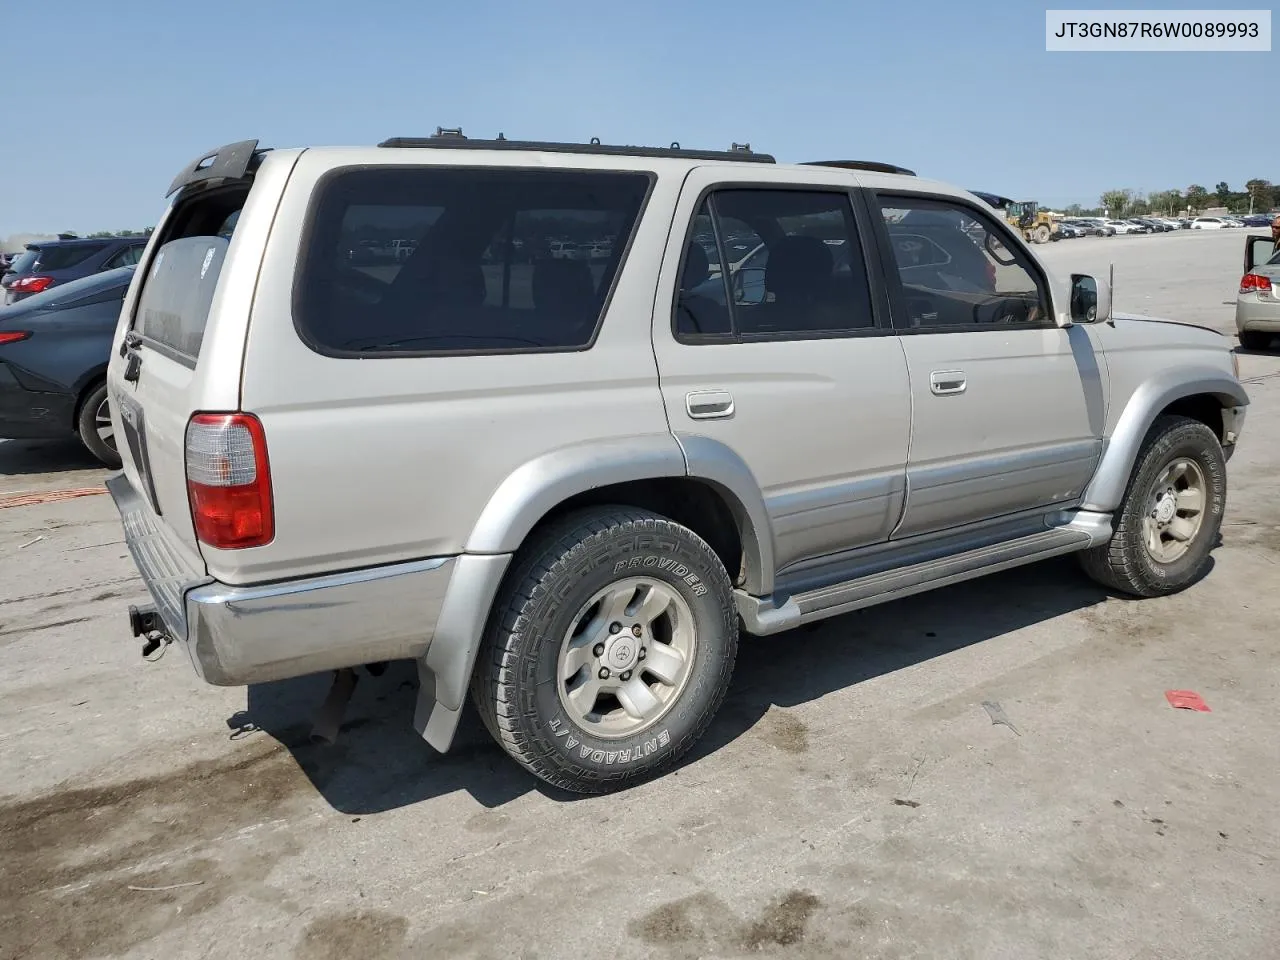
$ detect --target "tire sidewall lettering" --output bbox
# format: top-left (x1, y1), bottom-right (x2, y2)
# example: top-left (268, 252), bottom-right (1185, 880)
top-left (517, 524), bottom-right (733, 779)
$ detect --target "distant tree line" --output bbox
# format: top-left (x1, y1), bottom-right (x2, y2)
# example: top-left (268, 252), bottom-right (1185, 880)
top-left (1072, 180), bottom-right (1277, 218)
top-left (82, 228), bottom-right (155, 238)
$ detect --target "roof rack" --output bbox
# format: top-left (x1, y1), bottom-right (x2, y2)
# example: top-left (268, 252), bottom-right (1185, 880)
top-left (803, 160), bottom-right (916, 176)
top-left (378, 129), bottom-right (776, 163)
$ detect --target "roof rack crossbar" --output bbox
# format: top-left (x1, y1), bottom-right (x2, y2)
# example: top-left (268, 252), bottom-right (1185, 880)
top-left (802, 160), bottom-right (916, 176)
top-left (377, 136), bottom-right (776, 164)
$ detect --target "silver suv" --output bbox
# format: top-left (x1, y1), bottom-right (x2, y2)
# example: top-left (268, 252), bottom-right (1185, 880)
top-left (107, 135), bottom-right (1249, 794)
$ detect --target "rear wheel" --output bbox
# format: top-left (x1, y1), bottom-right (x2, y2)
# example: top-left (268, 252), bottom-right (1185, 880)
top-left (1079, 415), bottom-right (1225, 597)
top-left (1238, 329), bottom-right (1272, 351)
top-left (1032, 224), bottom-right (1051, 244)
top-left (471, 506), bottom-right (738, 794)
top-left (76, 382), bottom-right (121, 469)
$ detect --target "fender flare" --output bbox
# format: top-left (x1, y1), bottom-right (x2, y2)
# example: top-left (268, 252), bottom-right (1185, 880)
top-left (1080, 369), bottom-right (1249, 512)
top-left (464, 434), bottom-right (688, 554)
top-left (417, 435), bottom-right (778, 750)
top-left (463, 433), bottom-right (776, 593)
top-left (675, 434), bottom-right (776, 596)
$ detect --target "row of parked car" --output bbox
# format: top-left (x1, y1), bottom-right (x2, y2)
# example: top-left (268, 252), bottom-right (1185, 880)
top-left (0, 235), bottom-right (148, 466)
top-left (1054, 213), bottom-right (1273, 238)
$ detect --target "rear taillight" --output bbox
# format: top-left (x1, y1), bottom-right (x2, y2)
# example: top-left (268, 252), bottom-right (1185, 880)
top-left (1240, 273), bottom-right (1273, 294)
top-left (0, 331), bottom-right (31, 345)
top-left (185, 413), bottom-right (274, 549)
top-left (11, 276), bottom-right (53, 295)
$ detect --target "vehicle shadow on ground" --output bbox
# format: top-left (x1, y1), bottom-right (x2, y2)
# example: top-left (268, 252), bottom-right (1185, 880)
top-left (232, 556), bottom-right (1123, 814)
top-left (0, 438), bottom-right (103, 477)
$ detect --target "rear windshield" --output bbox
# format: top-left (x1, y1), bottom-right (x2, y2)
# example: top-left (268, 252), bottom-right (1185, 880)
top-left (129, 192), bottom-right (244, 363)
top-left (294, 167), bottom-right (652, 355)
top-left (26, 243), bottom-right (109, 272)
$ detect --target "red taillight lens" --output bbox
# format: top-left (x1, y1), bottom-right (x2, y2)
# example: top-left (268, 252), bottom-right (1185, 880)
top-left (0, 331), bottom-right (31, 345)
top-left (185, 413), bottom-right (274, 549)
top-left (11, 276), bottom-right (54, 294)
top-left (1240, 273), bottom-right (1273, 294)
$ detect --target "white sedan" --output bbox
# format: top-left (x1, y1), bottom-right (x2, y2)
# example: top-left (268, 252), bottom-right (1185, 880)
top-left (1105, 219), bottom-right (1142, 235)
top-left (1192, 217), bottom-right (1230, 229)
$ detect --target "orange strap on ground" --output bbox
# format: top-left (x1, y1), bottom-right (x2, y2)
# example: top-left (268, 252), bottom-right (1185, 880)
top-left (0, 487), bottom-right (107, 509)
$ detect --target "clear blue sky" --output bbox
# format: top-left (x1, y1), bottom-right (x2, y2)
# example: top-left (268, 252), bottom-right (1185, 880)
top-left (1, 0), bottom-right (1272, 235)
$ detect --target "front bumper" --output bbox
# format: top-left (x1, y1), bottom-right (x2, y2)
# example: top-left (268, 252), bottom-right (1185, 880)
top-left (108, 471), bottom-right (457, 686)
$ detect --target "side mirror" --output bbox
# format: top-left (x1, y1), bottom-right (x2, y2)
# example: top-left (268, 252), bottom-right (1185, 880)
top-left (1069, 273), bottom-right (1110, 323)
top-left (1245, 235), bottom-right (1274, 273)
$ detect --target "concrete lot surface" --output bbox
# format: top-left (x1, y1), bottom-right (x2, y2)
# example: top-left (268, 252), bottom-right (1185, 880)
top-left (0, 230), bottom-right (1277, 960)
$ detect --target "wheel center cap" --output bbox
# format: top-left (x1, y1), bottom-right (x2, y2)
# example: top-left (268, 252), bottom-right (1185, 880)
top-left (604, 635), bottom-right (639, 672)
top-left (1155, 496), bottom-right (1176, 524)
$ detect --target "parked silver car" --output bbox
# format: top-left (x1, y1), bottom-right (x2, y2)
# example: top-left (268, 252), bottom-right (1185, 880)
top-left (105, 136), bottom-right (1249, 793)
top-left (1237, 233), bottom-right (1280, 350)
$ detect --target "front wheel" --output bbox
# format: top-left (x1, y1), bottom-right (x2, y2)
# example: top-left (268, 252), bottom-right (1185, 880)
top-left (1079, 415), bottom-right (1226, 597)
top-left (77, 382), bottom-right (121, 469)
top-left (1032, 224), bottom-right (1051, 244)
top-left (471, 507), bottom-right (738, 794)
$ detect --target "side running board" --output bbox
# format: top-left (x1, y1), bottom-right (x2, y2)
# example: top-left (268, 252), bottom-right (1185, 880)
top-left (735, 521), bottom-right (1107, 636)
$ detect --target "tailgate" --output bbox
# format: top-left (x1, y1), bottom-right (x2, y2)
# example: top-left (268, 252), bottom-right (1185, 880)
top-left (107, 145), bottom-right (298, 576)
top-left (112, 236), bottom-right (231, 571)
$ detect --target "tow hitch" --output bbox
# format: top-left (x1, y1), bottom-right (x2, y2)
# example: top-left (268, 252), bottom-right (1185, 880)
top-left (129, 603), bottom-right (172, 659)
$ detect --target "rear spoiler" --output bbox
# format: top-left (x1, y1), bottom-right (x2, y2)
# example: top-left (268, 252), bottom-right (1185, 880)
top-left (970, 190), bottom-right (1013, 209)
top-left (165, 139), bottom-right (265, 197)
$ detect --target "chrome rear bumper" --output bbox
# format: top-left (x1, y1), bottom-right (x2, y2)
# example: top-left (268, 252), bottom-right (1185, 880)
top-left (107, 472), bottom-right (457, 686)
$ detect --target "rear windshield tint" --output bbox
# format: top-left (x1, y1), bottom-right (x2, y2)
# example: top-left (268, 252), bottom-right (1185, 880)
top-left (129, 193), bottom-right (244, 364)
top-left (135, 237), bottom-right (227, 359)
top-left (294, 167), bottom-right (652, 355)
top-left (29, 243), bottom-right (109, 272)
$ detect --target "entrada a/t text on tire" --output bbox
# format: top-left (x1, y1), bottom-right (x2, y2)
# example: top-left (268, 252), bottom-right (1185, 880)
top-left (471, 507), bottom-right (738, 794)
top-left (1080, 415), bottom-right (1226, 597)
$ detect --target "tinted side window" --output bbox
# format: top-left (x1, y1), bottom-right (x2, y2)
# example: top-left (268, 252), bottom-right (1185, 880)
top-left (295, 168), bottom-right (651, 355)
top-left (675, 188), bottom-right (874, 340)
top-left (876, 197), bottom-right (1050, 329)
top-left (104, 243), bottom-right (145, 269)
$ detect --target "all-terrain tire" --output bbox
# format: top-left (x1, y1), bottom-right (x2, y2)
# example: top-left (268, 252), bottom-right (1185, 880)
top-left (76, 381), bottom-right (121, 469)
top-left (470, 506), bottom-right (738, 794)
top-left (1079, 415), bottom-right (1226, 598)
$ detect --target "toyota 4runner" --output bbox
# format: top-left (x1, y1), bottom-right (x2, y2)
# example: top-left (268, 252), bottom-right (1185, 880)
top-left (106, 135), bottom-right (1249, 794)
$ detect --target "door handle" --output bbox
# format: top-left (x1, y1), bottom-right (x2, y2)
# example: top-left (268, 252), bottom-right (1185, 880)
top-left (929, 370), bottom-right (966, 395)
top-left (686, 390), bottom-right (734, 420)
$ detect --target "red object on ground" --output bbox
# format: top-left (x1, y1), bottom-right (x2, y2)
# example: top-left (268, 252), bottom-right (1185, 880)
top-left (1165, 690), bottom-right (1211, 712)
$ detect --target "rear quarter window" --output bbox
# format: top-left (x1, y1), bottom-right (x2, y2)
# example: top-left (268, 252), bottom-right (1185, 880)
top-left (294, 166), bottom-right (653, 356)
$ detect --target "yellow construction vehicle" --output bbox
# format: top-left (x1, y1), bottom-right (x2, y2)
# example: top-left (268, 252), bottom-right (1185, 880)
top-left (1005, 200), bottom-right (1056, 244)
top-left (970, 192), bottom-right (1057, 243)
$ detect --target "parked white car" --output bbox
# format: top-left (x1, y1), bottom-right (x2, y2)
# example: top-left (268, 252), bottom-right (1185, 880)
top-left (1192, 217), bottom-right (1229, 230)
top-left (1105, 220), bottom-right (1141, 235)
